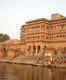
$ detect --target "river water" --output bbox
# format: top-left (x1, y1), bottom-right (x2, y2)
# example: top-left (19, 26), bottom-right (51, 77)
top-left (0, 63), bottom-right (66, 80)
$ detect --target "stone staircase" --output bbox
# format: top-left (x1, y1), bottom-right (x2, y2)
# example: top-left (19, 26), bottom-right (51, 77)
top-left (11, 54), bottom-right (47, 65)
top-left (11, 54), bottom-right (35, 64)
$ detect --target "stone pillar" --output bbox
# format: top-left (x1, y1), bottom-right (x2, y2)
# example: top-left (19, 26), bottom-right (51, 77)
top-left (36, 46), bottom-right (37, 56)
top-left (39, 46), bottom-right (43, 56)
top-left (36, 46), bottom-right (39, 56)
top-left (31, 46), bottom-right (34, 56)
top-left (41, 46), bottom-right (44, 56)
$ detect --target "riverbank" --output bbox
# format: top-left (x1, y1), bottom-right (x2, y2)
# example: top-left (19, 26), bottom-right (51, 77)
top-left (0, 59), bottom-right (66, 68)
top-left (0, 55), bottom-right (66, 68)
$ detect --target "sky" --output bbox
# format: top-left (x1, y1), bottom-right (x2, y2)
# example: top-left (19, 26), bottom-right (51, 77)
top-left (0, 0), bottom-right (66, 39)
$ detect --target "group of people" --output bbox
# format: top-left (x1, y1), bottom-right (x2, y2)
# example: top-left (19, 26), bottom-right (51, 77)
top-left (50, 55), bottom-right (66, 64)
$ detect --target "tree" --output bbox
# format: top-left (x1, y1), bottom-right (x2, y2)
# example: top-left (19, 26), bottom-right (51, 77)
top-left (0, 33), bottom-right (10, 42)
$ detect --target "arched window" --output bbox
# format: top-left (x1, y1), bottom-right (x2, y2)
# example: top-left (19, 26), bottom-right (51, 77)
top-left (61, 24), bottom-right (64, 29)
top-left (60, 35), bottom-right (62, 37)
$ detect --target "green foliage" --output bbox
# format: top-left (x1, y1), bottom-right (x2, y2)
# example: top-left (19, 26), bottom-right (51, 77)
top-left (0, 33), bottom-right (10, 42)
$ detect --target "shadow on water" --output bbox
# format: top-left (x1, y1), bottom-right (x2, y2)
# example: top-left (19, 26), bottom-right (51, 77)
top-left (0, 63), bottom-right (66, 80)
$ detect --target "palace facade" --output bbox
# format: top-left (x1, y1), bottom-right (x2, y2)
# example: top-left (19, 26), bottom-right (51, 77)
top-left (0, 13), bottom-right (66, 57)
top-left (20, 13), bottom-right (66, 56)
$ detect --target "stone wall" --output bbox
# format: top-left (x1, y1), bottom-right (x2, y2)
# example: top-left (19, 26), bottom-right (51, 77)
top-left (0, 41), bottom-right (23, 58)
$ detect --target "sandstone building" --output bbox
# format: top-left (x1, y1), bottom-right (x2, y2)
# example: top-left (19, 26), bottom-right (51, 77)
top-left (20, 13), bottom-right (66, 56)
top-left (0, 13), bottom-right (66, 57)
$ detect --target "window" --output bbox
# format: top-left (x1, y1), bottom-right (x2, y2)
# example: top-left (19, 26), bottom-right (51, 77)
top-left (41, 24), bottom-right (45, 27)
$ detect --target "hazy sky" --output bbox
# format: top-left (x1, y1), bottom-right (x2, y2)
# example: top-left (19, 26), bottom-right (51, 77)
top-left (0, 0), bottom-right (66, 39)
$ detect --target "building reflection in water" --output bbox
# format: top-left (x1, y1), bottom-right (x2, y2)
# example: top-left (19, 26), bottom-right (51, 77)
top-left (0, 63), bottom-right (66, 80)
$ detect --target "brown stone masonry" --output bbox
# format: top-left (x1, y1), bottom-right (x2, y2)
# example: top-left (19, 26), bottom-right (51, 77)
top-left (20, 13), bottom-right (66, 56)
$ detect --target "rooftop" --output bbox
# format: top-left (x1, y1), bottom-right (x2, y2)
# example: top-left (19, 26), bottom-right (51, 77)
top-left (24, 13), bottom-right (66, 25)
top-left (0, 39), bottom-right (21, 45)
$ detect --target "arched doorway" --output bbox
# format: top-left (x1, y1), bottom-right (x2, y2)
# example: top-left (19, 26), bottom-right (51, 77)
top-left (33, 45), bottom-right (36, 55)
top-left (2, 48), bottom-right (7, 57)
top-left (37, 45), bottom-right (40, 54)
top-left (43, 47), bottom-right (56, 56)
top-left (27, 45), bottom-right (31, 55)
top-left (27, 46), bottom-right (31, 52)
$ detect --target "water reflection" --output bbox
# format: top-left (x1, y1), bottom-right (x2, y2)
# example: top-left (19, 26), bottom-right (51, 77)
top-left (0, 63), bottom-right (66, 80)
